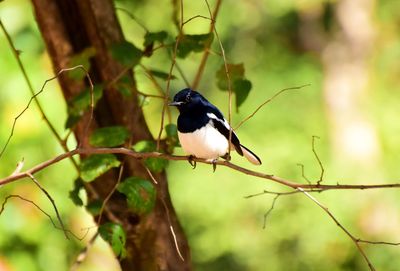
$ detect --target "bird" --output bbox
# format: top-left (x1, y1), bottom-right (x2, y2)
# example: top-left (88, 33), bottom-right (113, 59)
top-left (169, 88), bottom-right (261, 167)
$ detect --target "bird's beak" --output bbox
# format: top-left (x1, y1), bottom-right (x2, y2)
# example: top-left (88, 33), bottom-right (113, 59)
top-left (168, 101), bottom-right (183, 106)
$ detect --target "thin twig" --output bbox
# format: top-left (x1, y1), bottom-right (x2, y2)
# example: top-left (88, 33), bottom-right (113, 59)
top-left (244, 189), bottom-right (318, 199)
top-left (170, 225), bottom-right (185, 261)
top-left (191, 0), bottom-right (221, 89)
top-left (204, 0), bottom-right (233, 157)
top-left (234, 84), bottom-right (310, 130)
top-left (297, 163), bottom-right (311, 185)
top-left (357, 239), bottom-right (400, 246)
top-left (115, 7), bottom-right (149, 32)
top-left (172, 60), bottom-right (191, 88)
top-left (12, 158), bottom-right (25, 176)
top-left (139, 64), bottom-right (172, 122)
top-left (312, 136), bottom-right (325, 184)
top-left (182, 15), bottom-right (211, 26)
top-left (0, 32), bottom-right (122, 229)
top-left (138, 65), bottom-right (168, 98)
top-left (145, 168), bottom-right (184, 261)
top-left (27, 173), bottom-right (69, 240)
top-left (143, 166), bottom-right (159, 184)
top-left (156, 0), bottom-right (184, 151)
top-left (298, 187), bottom-right (376, 271)
top-left (70, 232), bottom-right (99, 271)
top-left (263, 194), bottom-right (280, 229)
top-left (161, 198), bottom-right (185, 261)
top-left (0, 194), bottom-right (89, 241)
top-left (97, 164), bottom-right (124, 225)
top-left (78, 65), bottom-right (95, 149)
top-left (0, 19), bottom-right (63, 159)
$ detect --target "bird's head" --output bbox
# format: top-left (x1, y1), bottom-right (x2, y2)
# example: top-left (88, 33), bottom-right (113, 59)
top-left (169, 88), bottom-right (205, 112)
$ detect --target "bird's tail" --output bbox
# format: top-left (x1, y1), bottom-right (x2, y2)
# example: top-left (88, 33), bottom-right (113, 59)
top-left (240, 144), bottom-right (262, 165)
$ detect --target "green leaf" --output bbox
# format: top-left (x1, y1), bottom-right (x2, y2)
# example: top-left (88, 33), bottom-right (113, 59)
top-left (117, 177), bottom-right (156, 215)
top-left (65, 114), bottom-right (81, 130)
top-left (149, 69), bottom-right (176, 81)
top-left (80, 154), bottom-right (121, 182)
top-left (115, 75), bottom-right (133, 97)
top-left (215, 63), bottom-right (252, 110)
top-left (144, 158), bottom-right (168, 173)
top-left (165, 124), bottom-right (180, 153)
top-left (165, 123), bottom-right (178, 138)
top-left (216, 63), bottom-right (245, 91)
top-left (143, 31), bottom-right (168, 47)
top-left (98, 222), bottom-right (127, 258)
top-left (69, 178), bottom-right (85, 206)
top-left (89, 126), bottom-right (130, 147)
top-left (234, 79), bottom-right (252, 108)
top-left (177, 33), bottom-right (214, 58)
top-left (67, 47), bottom-right (96, 80)
top-left (86, 200), bottom-right (102, 216)
top-left (110, 41), bottom-right (142, 67)
top-left (65, 84), bottom-right (104, 129)
top-left (132, 140), bottom-right (168, 172)
top-left (132, 140), bottom-right (156, 153)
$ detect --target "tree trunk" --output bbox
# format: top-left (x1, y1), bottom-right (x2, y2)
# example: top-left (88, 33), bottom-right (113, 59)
top-left (30, 0), bottom-right (191, 270)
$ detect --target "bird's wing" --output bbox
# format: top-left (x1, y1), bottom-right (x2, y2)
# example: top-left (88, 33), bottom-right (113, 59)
top-left (206, 112), bottom-right (243, 156)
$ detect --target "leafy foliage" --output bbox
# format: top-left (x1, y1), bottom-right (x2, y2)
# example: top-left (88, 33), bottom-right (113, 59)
top-left (165, 123), bottom-right (180, 153)
top-left (143, 31), bottom-right (168, 47)
top-left (110, 40), bottom-right (142, 67)
top-left (69, 178), bottom-right (85, 206)
top-left (115, 75), bottom-right (133, 97)
top-left (89, 126), bottom-right (130, 147)
top-left (98, 223), bottom-right (127, 258)
top-left (65, 84), bottom-right (104, 128)
top-left (117, 177), bottom-right (156, 215)
top-left (216, 63), bottom-right (252, 109)
top-left (133, 140), bottom-right (168, 172)
top-left (233, 79), bottom-right (252, 110)
top-left (86, 200), bottom-right (103, 216)
top-left (149, 69), bottom-right (176, 81)
top-left (80, 154), bottom-right (121, 182)
top-left (177, 33), bottom-right (214, 58)
top-left (67, 47), bottom-right (96, 80)
top-left (143, 31), bottom-right (168, 56)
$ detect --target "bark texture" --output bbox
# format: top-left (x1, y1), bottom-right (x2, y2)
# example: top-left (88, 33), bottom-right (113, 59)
top-left (31, 0), bottom-right (191, 270)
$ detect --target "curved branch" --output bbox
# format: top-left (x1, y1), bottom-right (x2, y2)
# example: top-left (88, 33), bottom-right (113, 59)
top-left (1, 147), bottom-right (399, 191)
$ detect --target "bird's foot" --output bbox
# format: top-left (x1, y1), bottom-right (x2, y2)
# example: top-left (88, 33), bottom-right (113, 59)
top-left (211, 159), bottom-right (218, 172)
top-left (221, 153), bottom-right (231, 161)
top-left (188, 155), bottom-right (197, 169)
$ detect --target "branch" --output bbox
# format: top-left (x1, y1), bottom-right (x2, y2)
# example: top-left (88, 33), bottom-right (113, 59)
top-left (156, 0), bottom-right (184, 151)
top-left (27, 173), bottom-right (69, 240)
top-left (312, 136), bottom-right (325, 184)
top-left (0, 19), bottom-right (63, 158)
top-left (0, 194), bottom-right (89, 241)
top-left (234, 84), bottom-right (310, 130)
top-left (296, 163), bottom-right (311, 184)
top-left (2, 147), bottom-right (400, 192)
top-left (191, 0), bottom-right (222, 89)
top-left (262, 194), bottom-right (279, 229)
top-left (203, 0), bottom-right (234, 155)
top-left (298, 187), bottom-right (376, 271)
top-left (97, 164), bottom-right (124, 225)
top-left (145, 169), bottom-right (185, 261)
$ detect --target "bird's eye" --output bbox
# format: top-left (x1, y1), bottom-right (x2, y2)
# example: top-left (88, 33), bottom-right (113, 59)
top-left (185, 93), bottom-right (191, 103)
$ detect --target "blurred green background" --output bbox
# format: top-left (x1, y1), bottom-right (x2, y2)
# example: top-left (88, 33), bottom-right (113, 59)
top-left (1, 0), bottom-right (400, 270)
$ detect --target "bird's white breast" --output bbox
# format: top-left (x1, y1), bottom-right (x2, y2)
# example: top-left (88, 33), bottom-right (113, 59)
top-left (178, 122), bottom-right (229, 160)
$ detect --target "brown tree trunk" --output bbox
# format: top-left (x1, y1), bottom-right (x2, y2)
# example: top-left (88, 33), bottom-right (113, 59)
top-left (30, 0), bottom-right (191, 270)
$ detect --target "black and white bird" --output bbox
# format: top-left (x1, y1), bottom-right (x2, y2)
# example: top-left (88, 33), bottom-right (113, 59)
top-left (169, 88), bottom-right (261, 166)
